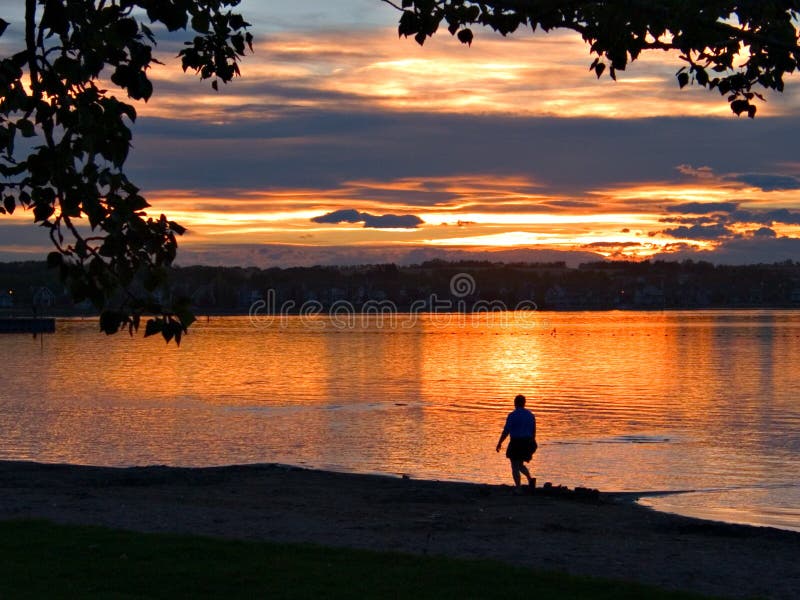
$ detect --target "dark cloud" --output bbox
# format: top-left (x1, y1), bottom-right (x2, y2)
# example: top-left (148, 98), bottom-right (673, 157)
top-left (310, 209), bottom-right (362, 224)
top-left (129, 114), bottom-right (800, 194)
top-left (311, 209), bottom-right (423, 229)
top-left (659, 207), bottom-right (800, 246)
top-left (765, 209), bottom-right (800, 225)
top-left (731, 209), bottom-right (800, 226)
top-left (546, 200), bottom-right (600, 209)
top-left (662, 223), bottom-right (735, 240)
top-left (660, 216), bottom-right (719, 225)
top-left (666, 202), bottom-right (738, 214)
top-left (581, 242), bottom-right (642, 248)
top-left (261, 47), bottom-right (376, 63)
top-left (654, 237), bottom-right (800, 265)
top-left (752, 227), bottom-right (777, 238)
top-left (658, 242), bottom-right (698, 253)
top-left (152, 80), bottom-right (369, 112)
top-left (731, 173), bottom-right (800, 191)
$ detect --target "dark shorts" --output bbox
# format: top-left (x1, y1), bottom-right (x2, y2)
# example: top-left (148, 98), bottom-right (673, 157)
top-left (506, 437), bottom-right (537, 462)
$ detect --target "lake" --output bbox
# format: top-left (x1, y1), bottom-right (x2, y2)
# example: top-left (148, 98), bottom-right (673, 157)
top-left (1, 310), bottom-right (798, 531)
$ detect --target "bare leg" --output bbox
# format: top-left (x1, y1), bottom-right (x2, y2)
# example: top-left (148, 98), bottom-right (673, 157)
top-left (510, 460), bottom-right (522, 487)
top-left (518, 462), bottom-right (532, 484)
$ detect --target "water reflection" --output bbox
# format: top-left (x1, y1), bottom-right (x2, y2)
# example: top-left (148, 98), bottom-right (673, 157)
top-left (0, 311), bottom-right (799, 529)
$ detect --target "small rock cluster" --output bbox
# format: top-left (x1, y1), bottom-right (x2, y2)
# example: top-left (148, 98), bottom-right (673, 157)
top-left (537, 482), bottom-right (601, 501)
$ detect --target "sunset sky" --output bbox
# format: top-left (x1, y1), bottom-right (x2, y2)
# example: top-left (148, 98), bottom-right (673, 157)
top-left (3, 0), bottom-right (800, 266)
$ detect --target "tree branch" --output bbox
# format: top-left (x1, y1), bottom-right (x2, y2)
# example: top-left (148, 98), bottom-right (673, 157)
top-left (24, 0), bottom-right (39, 95)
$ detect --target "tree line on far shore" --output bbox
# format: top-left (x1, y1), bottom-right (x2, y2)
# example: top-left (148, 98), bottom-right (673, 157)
top-left (2, 259), bottom-right (800, 315)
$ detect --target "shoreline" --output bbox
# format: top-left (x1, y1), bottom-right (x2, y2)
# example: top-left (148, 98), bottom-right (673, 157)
top-left (3, 306), bottom-right (800, 320)
top-left (1, 460), bottom-right (798, 599)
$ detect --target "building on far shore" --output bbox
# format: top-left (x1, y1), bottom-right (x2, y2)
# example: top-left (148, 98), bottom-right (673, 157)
top-left (0, 290), bottom-right (13, 308)
top-left (32, 286), bottom-right (55, 308)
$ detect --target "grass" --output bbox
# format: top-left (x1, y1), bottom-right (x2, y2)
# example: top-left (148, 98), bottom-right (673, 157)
top-left (0, 520), bottom-right (714, 599)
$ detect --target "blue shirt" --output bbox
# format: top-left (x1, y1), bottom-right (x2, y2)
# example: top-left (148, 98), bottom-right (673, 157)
top-left (503, 407), bottom-right (535, 439)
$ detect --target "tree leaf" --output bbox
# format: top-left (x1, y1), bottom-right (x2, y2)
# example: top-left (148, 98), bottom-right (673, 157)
top-left (594, 62), bottom-right (606, 78)
top-left (191, 13), bottom-right (210, 34)
top-left (16, 119), bottom-right (35, 137)
top-left (32, 203), bottom-right (55, 223)
top-left (99, 310), bottom-right (125, 335)
top-left (144, 318), bottom-right (164, 338)
top-left (168, 221), bottom-right (186, 235)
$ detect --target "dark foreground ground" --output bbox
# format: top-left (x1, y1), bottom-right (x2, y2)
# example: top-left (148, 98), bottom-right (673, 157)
top-left (0, 461), bottom-right (797, 599)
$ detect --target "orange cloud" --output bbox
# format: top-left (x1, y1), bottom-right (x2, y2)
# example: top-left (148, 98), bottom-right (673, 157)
top-left (143, 171), bottom-right (800, 260)
top-left (135, 28), bottom-right (789, 122)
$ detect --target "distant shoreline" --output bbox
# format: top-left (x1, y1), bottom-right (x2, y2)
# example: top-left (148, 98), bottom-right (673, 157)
top-left (4, 259), bottom-right (800, 316)
top-left (1, 460), bottom-right (798, 599)
top-left (2, 305), bottom-right (800, 321)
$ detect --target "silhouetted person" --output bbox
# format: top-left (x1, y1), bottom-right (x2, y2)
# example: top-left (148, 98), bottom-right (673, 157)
top-left (496, 394), bottom-right (537, 490)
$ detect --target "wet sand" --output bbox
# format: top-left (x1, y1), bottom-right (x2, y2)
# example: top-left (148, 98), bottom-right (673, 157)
top-left (1, 461), bottom-right (798, 599)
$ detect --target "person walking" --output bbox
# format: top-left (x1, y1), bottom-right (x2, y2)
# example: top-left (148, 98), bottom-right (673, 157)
top-left (496, 394), bottom-right (537, 491)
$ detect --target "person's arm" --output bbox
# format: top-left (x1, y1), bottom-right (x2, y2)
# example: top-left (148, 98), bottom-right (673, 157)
top-left (496, 430), bottom-right (509, 452)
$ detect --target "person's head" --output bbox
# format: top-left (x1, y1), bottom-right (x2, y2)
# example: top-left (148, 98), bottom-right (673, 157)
top-left (514, 394), bottom-right (526, 408)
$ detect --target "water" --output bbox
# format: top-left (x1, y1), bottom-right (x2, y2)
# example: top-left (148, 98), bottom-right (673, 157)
top-left (1, 310), bottom-right (799, 531)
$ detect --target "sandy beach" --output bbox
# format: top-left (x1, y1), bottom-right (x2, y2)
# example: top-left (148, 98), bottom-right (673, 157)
top-left (0, 460), bottom-right (798, 599)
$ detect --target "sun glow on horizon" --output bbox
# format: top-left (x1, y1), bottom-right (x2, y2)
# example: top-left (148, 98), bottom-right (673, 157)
top-left (133, 169), bottom-right (798, 262)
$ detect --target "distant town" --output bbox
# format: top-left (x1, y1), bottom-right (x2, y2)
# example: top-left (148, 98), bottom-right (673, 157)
top-left (2, 259), bottom-right (800, 315)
